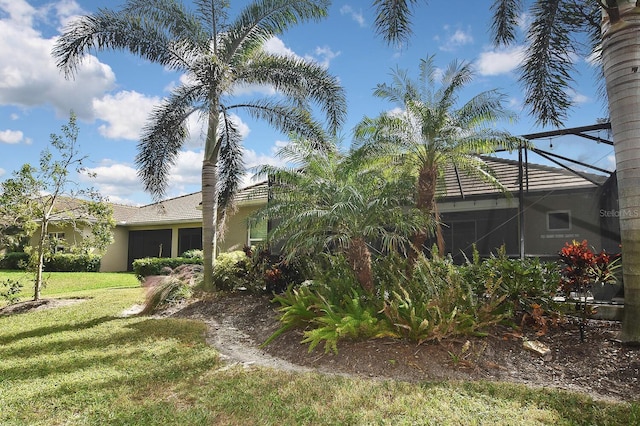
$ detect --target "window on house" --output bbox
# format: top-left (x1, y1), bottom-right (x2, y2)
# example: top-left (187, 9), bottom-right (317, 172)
top-left (548, 211), bottom-right (571, 231)
top-left (48, 232), bottom-right (66, 253)
top-left (248, 219), bottom-right (267, 246)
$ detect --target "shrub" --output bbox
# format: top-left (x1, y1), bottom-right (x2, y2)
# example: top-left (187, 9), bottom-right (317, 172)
top-left (380, 254), bottom-right (506, 344)
top-left (0, 252), bottom-right (29, 270)
top-left (1, 278), bottom-right (23, 304)
top-left (44, 253), bottom-right (102, 272)
top-left (462, 246), bottom-right (560, 315)
top-left (181, 249), bottom-right (203, 260)
top-left (558, 240), bottom-right (621, 294)
top-left (132, 257), bottom-right (202, 281)
top-left (141, 264), bottom-right (202, 314)
top-left (212, 251), bottom-right (252, 291)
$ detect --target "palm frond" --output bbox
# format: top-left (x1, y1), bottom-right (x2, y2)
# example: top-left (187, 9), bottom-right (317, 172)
top-left (490, 0), bottom-right (523, 46)
top-left (236, 52), bottom-right (347, 134)
top-left (53, 8), bottom-right (185, 77)
top-left (135, 84), bottom-right (205, 199)
top-left (520, 0), bottom-right (576, 126)
top-left (372, 0), bottom-right (423, 47)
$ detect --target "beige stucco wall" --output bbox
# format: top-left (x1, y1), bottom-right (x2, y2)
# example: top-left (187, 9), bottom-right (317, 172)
top-left (218, 205), bottom-right (262, 253)
top-left (99, 226), bottom-right (129, 272)
top-left (29, 223), bottom-right (84, 252)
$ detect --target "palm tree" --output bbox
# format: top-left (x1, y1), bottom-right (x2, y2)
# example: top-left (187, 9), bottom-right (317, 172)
top-left (255, 137), bottom-right (429, 293)
top-left (52, 0), bottom-right (346, 290)
top-left (490, 0), bottom-right (640, 343)
top-left (354, 55), bottom-right (523, 264)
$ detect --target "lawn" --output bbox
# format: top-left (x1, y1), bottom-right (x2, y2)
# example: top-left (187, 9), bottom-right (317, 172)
top-left (0, 272), bottom-right (638, 425)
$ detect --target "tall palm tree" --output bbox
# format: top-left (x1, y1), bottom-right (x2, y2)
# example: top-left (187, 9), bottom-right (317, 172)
top-left (490, 0), bottom-right (640, 343)
top-left (354, 55), bottom-right (523, 263)
top-left (255, 137), bottom-right (429, 293)
top-left (52, 0), bottom-right (347, 290)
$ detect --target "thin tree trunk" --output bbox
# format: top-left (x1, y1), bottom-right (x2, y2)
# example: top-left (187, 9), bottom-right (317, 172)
top-left (34, 221), bottom-right (46, 301)
top-left (345, 237), bottom-right (374, 294)
top-left (601, 2), bottom-right (640, 343)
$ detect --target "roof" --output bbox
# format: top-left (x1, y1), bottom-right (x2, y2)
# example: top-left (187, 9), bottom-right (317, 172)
top-left (119, 181), bottom-right (269, 226)
top-left (439, 156), bottom-right (608, 199)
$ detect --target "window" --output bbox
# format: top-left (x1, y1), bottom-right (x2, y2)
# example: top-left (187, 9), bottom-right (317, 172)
top-left (548, 211), bottom-right (571, 231)
top-left (248, 219), bottom-right (267, 245)
top-left (48, 232), bottom-right (66, 253)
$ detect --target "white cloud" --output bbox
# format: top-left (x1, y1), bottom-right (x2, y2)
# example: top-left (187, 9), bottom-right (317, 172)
top-left (0, 1), bottom-right (116, 120)
top-left (475, 46), bottom-right (525, 76)
top-left (437, 25), bottom-right (473, 52)
top-left (0, 129), bottom-right (26, 144)
top-left (83, 162), bottom-right (144, 203)
top-left (307, 46), bottom-right (340, 69)
top-left (263, 36), bottom-right (299, 58)
top-left (566, 89), bottom-right (590, 105)
top-left (339, 5), bottom-right (365, 27)
top-left (92, 90), bottom-right (161, 140)
top-left (0, 167), bottom-right (5, 177)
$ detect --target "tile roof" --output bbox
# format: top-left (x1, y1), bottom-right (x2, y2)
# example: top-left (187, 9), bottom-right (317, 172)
top-left (439, 156), bottom-right (608, 199)
top-left (120, 181), bottom-right (269, 225)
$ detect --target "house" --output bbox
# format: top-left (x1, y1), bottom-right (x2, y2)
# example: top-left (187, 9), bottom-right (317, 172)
top-left (99, 182), bottom-right (268, 271)
top-left (434, 156), bottom-right (619, 263)
top-left (33, 121), bottom-right (619, 272)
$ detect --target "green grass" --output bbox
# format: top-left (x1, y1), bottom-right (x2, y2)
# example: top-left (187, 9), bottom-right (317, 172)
top-left (0, 274), bottom-right (638, 425)
top-left (0, 270), bottom-right (139, 302)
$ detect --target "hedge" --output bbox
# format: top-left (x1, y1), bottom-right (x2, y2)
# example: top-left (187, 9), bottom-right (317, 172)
top-left (0, 252), bottom-right (30, 270)
top-left (45, 253), bottom-right (102, 272)
top-left (132, 257), bottom-right (203, 281)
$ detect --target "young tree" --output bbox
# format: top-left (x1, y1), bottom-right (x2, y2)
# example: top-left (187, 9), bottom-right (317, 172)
top-left (0, 114), bottom-right (114, 301)
top-left (52, 0), bottom-right (346, 291)
top-left (490, 0), bottom-right (640, 343)
top-left (255, 137), bottom-right (430, 293)
top-left (354, 55), bottom-right (522, 264)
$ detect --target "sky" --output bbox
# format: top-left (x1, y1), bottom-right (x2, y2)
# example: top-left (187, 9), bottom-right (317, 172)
top-left (0, 0), bottom-right (617, 206)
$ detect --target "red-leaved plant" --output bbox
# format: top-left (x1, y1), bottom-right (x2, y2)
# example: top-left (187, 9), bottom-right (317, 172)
top-left (558, 240), bottom-right (620, 294)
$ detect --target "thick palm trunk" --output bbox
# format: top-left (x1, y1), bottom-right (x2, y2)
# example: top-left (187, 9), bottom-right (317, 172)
top-left (345, 237), bottom-right (374, 294)
top-left (601, 2), bottom-right (640, 343)
top-left (201, 107), bottom-right (221, 292)
top-left (409, 165), bottom-right (441, 267)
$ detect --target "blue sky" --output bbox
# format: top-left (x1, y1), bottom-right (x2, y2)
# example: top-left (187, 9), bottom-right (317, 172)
top-left (0, 0), bottom-right (616, 206)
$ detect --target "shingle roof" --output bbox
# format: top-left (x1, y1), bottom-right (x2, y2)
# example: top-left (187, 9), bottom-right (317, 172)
top-left (439, 156), bottom-right (608, 199)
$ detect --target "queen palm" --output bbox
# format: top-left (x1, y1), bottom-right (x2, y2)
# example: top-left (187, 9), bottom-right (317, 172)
top-left (490, 0), bottom-right (640, 343)
top-left (354, 55), bottom-right (523, 263)
top-left (52, 0), bottom-right (346, 290)
top-left (255, 137), bottom-right (429, 293)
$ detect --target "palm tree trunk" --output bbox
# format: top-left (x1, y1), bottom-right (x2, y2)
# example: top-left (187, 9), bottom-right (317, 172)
top-left (345, 237), bottom-right (374, 294)
top-left (201, 106), bottom-right (221, 291)
top-left (201, 159), bottom-right (217, 291)
top-left (409, 165), bottom-right (441, 268)
top-left (601, 2), bottom-right (640, 343)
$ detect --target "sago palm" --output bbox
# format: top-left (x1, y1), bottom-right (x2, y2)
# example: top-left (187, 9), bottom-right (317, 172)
top-left (52, 0), bottom-right (346, 290)
top-left (354, 55), bottom-right (523, 262)
top-left (255, 137), bottom-right (430, 294)
top-left (490, 0), bottom-right (640, 343)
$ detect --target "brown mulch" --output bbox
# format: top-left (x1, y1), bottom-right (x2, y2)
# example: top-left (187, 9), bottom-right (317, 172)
top-left (167, 292), bottom-right (640, 403)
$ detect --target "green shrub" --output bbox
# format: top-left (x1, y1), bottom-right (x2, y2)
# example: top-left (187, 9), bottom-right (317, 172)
top-left (181, 249), bottom-right (203, 260)
top-left (212, 251), bottom-right (252, 291)
top-left (45, 253), bottom-right (102, 272)
top-left (1, 278), bottom-right (23, 304)
top-left (0, 252), bottom-right (29, 270)
top-left (461, 246), bottom-right (560, 316)
top-left (380, 254), bottom-right (506, 344)
top-left (132, 257), bottom-right (202, 281)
